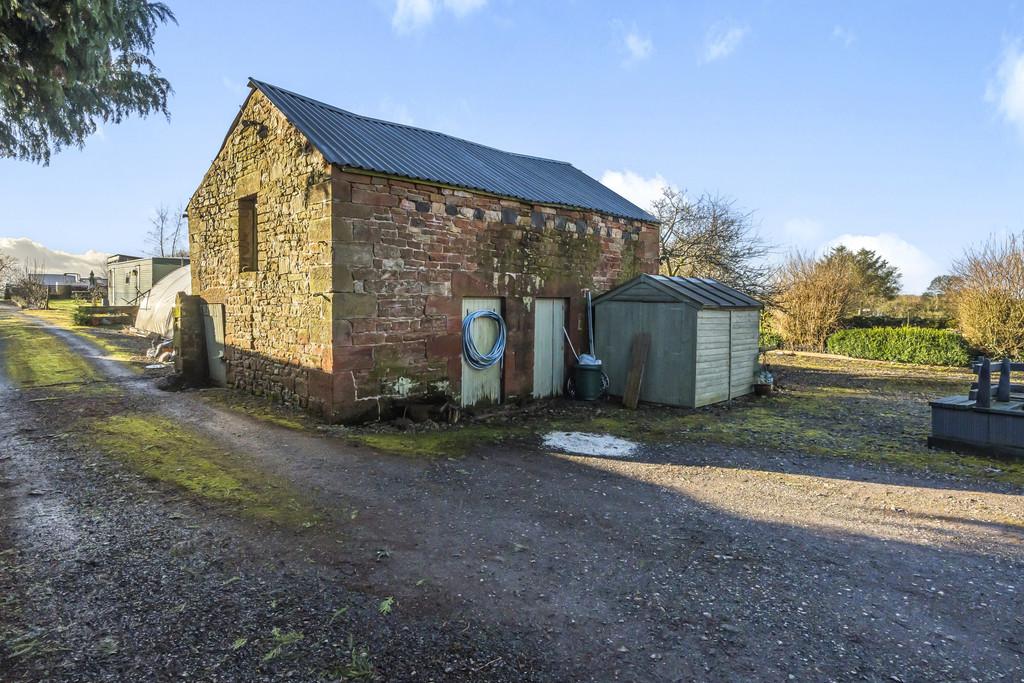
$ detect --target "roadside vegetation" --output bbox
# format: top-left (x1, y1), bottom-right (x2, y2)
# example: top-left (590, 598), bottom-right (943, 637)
top-left (0, 308), bottom-right (317, 527)
top-left (0, 310), bottom-right (104, 391)
top-left (85, 413), bottom-right (320, 527)
top-left (20, 299), bottom-right (148, 368)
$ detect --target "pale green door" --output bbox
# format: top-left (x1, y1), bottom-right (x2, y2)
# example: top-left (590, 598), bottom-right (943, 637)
top-left (533, 298), bottom-right (566, 398)
top-left (461, 297), bottom-right (502, 407)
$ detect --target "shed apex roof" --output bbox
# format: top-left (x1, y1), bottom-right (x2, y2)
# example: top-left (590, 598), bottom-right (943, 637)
top-left (246, 78), bottom-right (657, 223)
top-left (594, 274), bottom-right (763, 309)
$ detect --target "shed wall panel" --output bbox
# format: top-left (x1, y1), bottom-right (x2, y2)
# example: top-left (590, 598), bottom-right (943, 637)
top-left (729, 310), bottom-right (760, 398)
top-left (595, 301), bottom-right (692, 406)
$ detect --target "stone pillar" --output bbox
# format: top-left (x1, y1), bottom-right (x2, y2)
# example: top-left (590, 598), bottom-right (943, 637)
top-left (176, 293), bottom-right (209, 386)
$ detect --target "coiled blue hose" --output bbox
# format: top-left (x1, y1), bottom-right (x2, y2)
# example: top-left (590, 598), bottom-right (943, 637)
top-left (462, 309), bottom-right (507, 370)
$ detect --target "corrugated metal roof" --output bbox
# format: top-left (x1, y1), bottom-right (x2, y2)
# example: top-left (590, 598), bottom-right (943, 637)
top-left (594, 274), bottom-right (762, 309)
top-left (654, 276), bottom-right (762, 308)
top-left (249, 78), bottom-right (656, 223)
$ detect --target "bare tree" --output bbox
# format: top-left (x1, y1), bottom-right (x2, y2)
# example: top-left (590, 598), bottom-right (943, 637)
top-left (653, 188), bottom-right (777, 303)
top-left (10, 260), bottom-right (50, 309)
top-left (772, 251), bottom-right (857, 350)
top-left (147, 203), bottom-right (189, 257)
top-left (951, 233), bottom-right (1024, 357)
top-left (0, 252), bottom-right (15, 287)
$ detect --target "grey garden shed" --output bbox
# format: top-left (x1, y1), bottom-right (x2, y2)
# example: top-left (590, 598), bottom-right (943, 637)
top-left (593, 274), bottom-right (763, 408)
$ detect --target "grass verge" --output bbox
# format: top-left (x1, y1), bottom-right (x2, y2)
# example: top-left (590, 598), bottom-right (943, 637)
top-left (199, 388), bottom-right (313, 432)
top-left (21, 300), bottom-right (146, 370)
top-left (350, 425), bottom-right (523, 458)
top-left (85, 413), bottom-right (320, 526)
top-left (0, 311), bottom-right (105, 391)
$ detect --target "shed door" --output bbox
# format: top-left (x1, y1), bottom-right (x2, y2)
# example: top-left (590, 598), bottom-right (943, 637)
top-left (694, 310), bottom-right (731, 406)
top-left (200, 302), bottom-right (227, 387)
top-left (533, 298), bottom-right (566, 398)
top-left (461, 298), bottom-right (502, 407)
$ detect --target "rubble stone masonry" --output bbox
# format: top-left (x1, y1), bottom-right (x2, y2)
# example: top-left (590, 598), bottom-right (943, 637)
top-left (189, 89), bottom-right (659, 421)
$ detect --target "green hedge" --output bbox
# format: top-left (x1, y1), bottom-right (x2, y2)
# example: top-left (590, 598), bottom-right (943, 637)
top-left (826, 327), bottom-right (970, 366)
top-left (841, 315), bottom-right (953, 330)
top-left (759, 329), bottom-right (783, 350)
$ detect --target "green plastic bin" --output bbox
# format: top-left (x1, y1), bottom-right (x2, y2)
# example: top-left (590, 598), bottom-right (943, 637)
top-left (573, 363), bottom-right (604, 401)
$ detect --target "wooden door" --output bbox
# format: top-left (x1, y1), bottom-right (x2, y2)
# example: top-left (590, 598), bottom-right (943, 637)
top-left (533, 298), bottom-right (566, 398)
top-left (461, 297), bottom-right (502, 407)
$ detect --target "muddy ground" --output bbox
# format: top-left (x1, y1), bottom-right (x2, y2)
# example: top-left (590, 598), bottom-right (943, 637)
top-left (1, 302), bottom-right (1022, 682)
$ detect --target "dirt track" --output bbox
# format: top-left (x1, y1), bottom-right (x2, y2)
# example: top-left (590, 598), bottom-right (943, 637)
top-left (2, 303), bottom-right (1022, 681)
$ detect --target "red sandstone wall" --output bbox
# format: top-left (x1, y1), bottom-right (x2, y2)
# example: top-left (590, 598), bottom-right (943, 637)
top-left (327, 169), bottom-right (659, 420)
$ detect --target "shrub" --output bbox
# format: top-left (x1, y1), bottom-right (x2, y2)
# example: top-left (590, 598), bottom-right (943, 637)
top-left (759, 329), bottom-right (783, 350)
top-left (951, 233), bottom-right (1024, 357)
top-left (9, 276), bottom-right (48, 309)
top-left (826, 327), bottom-right (970, 366)
top-left (841, 314), bottom-right (953, 330)
top-left (773, 252), bottom-right (856, 350)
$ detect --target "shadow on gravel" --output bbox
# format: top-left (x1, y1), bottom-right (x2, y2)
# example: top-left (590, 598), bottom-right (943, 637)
top-left (2, 304), bottom-right (1023, 682)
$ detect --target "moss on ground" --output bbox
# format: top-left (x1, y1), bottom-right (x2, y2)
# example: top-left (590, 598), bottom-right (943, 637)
top-left (22, 300), bottom-right (145, 370)
top-left (199, 389), bottom-right (312, 431)
top-left (350, 425), bottom-right (523, 458)
top-left (0, 312), bottom-right (106, 391)
top-left (556, 353), bottom-right (1024, 486)
top-left (86, 413), bottom-right (320, 526)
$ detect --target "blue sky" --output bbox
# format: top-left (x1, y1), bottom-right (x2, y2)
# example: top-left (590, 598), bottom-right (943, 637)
top-left (2, 0), bottom-right (1023, 292)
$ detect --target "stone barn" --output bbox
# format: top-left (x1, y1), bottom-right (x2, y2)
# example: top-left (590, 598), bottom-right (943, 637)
top-left (187, 78), bottom-right (659, 421)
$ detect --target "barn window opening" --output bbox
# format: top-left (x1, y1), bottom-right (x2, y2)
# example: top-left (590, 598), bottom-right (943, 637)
top-left (238, 195), bottom-right (258, 272)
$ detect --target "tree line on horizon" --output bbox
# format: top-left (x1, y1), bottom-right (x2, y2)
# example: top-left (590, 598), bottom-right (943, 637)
top-left (651, 186), bottom-right (1024, 359)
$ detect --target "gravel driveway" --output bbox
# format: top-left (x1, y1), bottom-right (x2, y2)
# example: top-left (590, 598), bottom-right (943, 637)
top-left (2, 303), bottom-right (1022, 681)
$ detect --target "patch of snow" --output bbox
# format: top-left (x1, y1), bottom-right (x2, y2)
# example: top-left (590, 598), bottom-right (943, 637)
top-left (542, 431), bottom-right (639, 458)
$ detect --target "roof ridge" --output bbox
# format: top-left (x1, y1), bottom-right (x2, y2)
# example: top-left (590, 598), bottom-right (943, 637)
top-left (248, 78), bottom-right (574, 167)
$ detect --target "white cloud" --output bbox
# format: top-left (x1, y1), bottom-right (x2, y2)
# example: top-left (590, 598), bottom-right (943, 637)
top-left (392, 0), bottom-right (435, 33)
top-left (0, 237), bottom-right (110, 279)
top-left (824, 232), bottom-right (939, 294)
top-left (221, 76), bottom-right (247, 97)
top-left (443, 0), bottom-right (486, 17)
top-left (987, 40), bottom-right (1024, 136)
top-left (624, 28), bottom-right (653, 63)
top-left (782, 218), bottom-right (824, 243)
top-left (600, 170), bottom-right (671, 211)
top-left (702, 24), bottom-right (749, 63)
top-left (391, 0), bottom-right (486, 33)
top-left (832, 25), bottom-right (856, 47)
